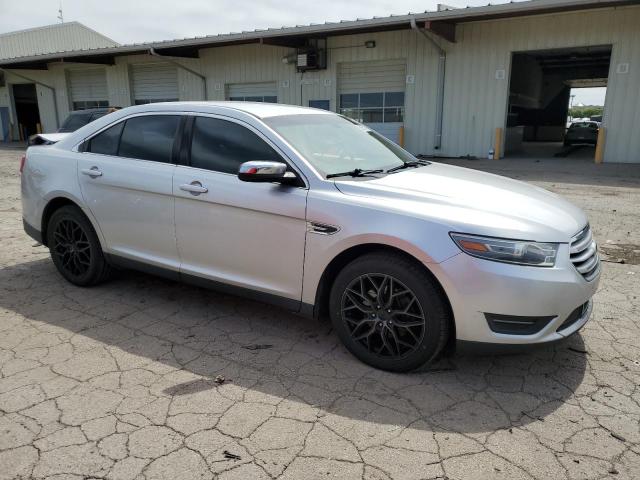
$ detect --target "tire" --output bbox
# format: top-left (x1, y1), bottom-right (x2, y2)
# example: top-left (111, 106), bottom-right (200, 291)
top-left (329, 252), bottom-right (451, 372)
top-left (46, 205), bottom-right (112, 287)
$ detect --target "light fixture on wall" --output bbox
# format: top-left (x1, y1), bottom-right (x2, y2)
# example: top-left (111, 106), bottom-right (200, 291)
top-left (365, 40), bottom-right (376, 49)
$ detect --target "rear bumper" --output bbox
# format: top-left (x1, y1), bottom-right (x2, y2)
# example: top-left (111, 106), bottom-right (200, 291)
top-left (430, 247), bottom-right (600, 346)
top-left (23, 218), bottom-right (43, 244)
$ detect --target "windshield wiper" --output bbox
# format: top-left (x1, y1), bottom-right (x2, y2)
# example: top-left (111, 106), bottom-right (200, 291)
top-left (386, 160), bottom-right (430, 174)
top-left (326, 168), bottom-right (384, 179)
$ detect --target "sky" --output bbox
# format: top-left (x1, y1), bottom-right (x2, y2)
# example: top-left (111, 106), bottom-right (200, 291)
top-left (0, 0), bottom-right (606, 105)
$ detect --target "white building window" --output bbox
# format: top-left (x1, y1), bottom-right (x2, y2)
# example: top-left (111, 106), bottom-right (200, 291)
top-left (339, 92), bottom-right (405, 123)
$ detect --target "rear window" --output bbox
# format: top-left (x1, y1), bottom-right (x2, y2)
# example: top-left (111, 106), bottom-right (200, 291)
top-left (59, 113), bottom-right (93, 132)
top-left (118, 115), bottom-right (180, 163)
top-left (570, 122), bottom-right (598, 129)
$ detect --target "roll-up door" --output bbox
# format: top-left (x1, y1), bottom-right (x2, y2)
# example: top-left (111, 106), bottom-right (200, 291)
top-left (68, 68), bottom-right (108, 110)
top-left (131, 64), bottom-right (179, 105)
top-left (227, 82), bottom-right (278, 103)
top-left (338, 59), bottom-right (406, 144)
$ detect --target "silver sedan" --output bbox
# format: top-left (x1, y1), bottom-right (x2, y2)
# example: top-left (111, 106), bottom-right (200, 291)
top-left (21, 102), bottom-right (600, 371)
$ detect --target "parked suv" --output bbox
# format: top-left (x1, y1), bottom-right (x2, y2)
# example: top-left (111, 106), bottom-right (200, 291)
top-left (21, 102), bottom-right (600, 371)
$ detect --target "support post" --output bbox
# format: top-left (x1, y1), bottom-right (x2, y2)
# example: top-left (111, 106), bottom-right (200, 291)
top-left (398, 125), bottom-right (405, 147)
top-left (595, 127), bottom-right (606, 164)
top-left (494, 127), bottom-right (503, 160)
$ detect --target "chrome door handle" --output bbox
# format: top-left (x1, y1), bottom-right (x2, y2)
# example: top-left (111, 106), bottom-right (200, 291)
top-left (81, 167), bottom-right (102, 178)
top-left (179, 181), bottom-right (208, 195)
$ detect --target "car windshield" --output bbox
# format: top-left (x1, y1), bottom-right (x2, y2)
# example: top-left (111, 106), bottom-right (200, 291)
top-left (265, 114), bottom-right (414, 178)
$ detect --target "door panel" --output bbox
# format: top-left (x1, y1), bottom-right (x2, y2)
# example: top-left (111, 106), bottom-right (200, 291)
top-left (173, 168), bottom-right (307, 301)
top-left (78, 154), bottom-right (178, 268)
top-left (77, 114), bottom-right (181, 269)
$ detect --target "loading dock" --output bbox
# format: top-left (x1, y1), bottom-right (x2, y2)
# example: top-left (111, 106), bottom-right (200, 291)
top-left (11, 83), bottom-right (41, 139)
top-left (504, 46), bottom-right (611, 162)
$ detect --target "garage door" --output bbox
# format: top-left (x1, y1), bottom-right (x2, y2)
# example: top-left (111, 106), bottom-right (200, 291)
top-left (338, 59), bottom-right (406, 144)
top-left (68, 68), bottom-right (108, 110)
top-left (131, 64), bottom-right (179, 105)
top-left (227, 82), bottom-right (277, 103)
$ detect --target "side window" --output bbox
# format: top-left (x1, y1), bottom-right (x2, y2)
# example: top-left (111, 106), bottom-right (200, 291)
top-left (119, 115), bottom-right (181, 163)
top-left (190, 117), bottom-right (281, 174)
top-left (88, 122), bottom-right (124, 156)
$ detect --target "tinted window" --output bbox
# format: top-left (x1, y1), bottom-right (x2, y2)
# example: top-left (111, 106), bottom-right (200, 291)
top-left (88, 122), bottom-right (124, 156)
top-left (190, 117), bottom-right (281, 174)
top-left (59, 113), bottom-right (93, 132)
top-left (119, 115), bottom-right (180, 163)
top-left (309, 100), bottom-right (330, 111)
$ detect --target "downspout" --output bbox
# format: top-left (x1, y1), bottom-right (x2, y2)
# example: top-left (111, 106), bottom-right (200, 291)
top-left (1, 67), bottom-right (60, 129)
top-left (410, 18), bottom-right (446, 150)
top-left (148, 48), bottom-right (208, 100)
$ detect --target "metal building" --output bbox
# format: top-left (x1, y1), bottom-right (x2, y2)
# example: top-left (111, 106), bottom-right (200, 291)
top-left (0, 22), bottom-right (117, 140)
top-left (0, 0), bottom-right (638, 164)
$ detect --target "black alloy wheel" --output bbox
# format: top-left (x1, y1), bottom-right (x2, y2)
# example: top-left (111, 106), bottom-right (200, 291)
top-left (329, 252), bottom-right (450, 372)
top-left (47, 205), bottom-right (112, 286)
top-left (341, 273), bottom-right (426, 359)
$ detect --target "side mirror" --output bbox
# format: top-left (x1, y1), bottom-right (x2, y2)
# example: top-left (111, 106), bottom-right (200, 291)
top-left (238, 161), bottom-right (289, 183)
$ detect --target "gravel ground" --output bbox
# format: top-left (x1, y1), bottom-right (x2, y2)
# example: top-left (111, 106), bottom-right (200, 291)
top-left (1, 146), bottom-right (639, 480)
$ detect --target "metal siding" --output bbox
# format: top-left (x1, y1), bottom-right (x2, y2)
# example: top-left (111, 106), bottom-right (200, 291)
top-left (440, 5), bottom-right (640, 163)
top-left (68, 68), bottom-right (108, 102)
top-left (131, 63), bottom-right (179, 101)
top-left (6, 5), bottom-right (639, 162)
top-left (337, 59), bottom-right (406, 93)
top-left (0, 22), bottom-right (117, 60)
top-left (227, 82), bottom-right (278, 99)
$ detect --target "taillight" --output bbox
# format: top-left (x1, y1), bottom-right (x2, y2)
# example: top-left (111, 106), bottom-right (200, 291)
top-left (19, 155), bottom-right (26, 174)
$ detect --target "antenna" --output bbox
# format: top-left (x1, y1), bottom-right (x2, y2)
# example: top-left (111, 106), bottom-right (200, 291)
top-left (57, 0), bottom-right (64, 23)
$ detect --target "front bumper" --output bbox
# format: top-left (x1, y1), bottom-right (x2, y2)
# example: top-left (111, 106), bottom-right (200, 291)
top-left (430, 244), bottom-right (600, 345)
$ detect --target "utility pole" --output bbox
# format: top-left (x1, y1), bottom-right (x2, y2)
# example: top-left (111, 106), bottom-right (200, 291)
top-left (57, 1), bottom-right (64, 23)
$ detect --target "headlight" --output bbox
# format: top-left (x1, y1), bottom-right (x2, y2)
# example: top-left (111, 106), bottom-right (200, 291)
top-left (450, 233), bottom-right (559, 267)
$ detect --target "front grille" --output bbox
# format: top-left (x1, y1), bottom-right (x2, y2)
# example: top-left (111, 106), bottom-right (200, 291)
top-left (570, 225), bottom-right (599, 282)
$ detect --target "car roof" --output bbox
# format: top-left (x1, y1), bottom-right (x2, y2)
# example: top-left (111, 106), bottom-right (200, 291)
top-left (116, 101), bottom-right (332, 119)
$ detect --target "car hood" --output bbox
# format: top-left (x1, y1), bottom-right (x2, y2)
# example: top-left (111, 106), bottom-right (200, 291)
top-left (333, 162), bottom-right (587, 242)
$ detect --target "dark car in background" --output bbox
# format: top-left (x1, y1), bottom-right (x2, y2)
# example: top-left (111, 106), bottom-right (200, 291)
top-left (57, 107), bottom-right (120, 133)
top-left (564, 121), bottom-right (600, 146)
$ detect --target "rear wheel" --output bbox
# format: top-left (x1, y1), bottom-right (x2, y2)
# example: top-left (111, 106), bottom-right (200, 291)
top-left (47, 205), bottom-right (112, 286)
top-left (329, 252), bottom-right (451, 372)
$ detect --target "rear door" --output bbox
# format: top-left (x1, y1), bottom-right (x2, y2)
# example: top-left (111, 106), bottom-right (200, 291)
top-left (77, 114), bottom-right (181, 270)
top-left (173, 115), bottom-right (308, 305)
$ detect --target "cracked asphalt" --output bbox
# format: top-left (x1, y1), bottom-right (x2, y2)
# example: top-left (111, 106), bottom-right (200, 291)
top-left (1, 147), bottom-right (639, 480)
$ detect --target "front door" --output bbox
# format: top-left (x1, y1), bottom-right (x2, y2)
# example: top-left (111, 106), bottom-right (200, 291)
top-left (173, 115), bottom-right (308, 305)
top-left (77, 114), bottom-right (180, 270)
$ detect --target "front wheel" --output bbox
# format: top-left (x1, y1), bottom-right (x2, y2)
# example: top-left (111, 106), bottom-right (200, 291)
top-left (329, 252), bottom-right (451, 372)
top-left (47, 205), bottom-right (112, 287)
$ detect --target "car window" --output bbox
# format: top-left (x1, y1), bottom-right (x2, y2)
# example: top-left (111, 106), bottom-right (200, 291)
top-left (190, 117), bottom-right (281, 174)
top-left (119, 115), bottom-right (181, 163)
top-left (59, 113), bottom-right (93, 132)
top-left (88, 122), bottom-right (125, 156)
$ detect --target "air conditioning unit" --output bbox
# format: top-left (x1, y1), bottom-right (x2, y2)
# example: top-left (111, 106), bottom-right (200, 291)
top-left (296, 39), bottom-right (327, 72)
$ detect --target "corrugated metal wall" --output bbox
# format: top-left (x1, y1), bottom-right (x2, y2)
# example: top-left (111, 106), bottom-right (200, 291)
top-left (440, 5), bottom-right (640, 163)
top-left (0, 22), bottom-right (116, 60)
top-left (1, 5), bottom-right (638, 162)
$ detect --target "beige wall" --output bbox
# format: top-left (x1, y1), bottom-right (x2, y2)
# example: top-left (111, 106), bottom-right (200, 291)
top-left (442, 5), bottom-right (640, 163)
top-left (1, 5), bottom-right (638, 162)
